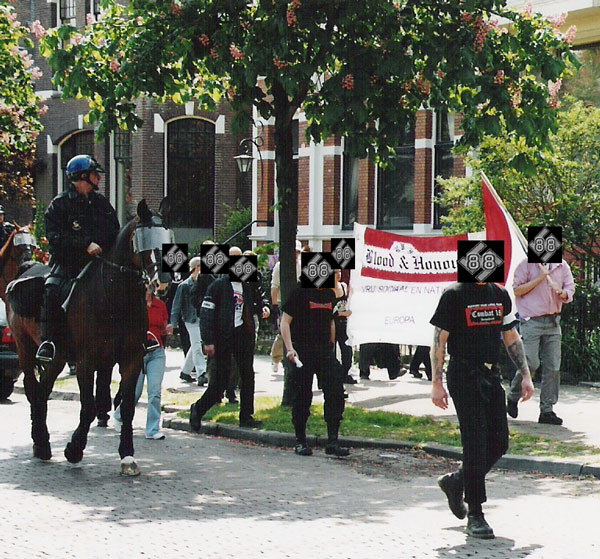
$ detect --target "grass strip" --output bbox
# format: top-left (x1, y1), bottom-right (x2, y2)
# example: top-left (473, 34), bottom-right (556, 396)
top-left (173, 396), bottom-right (600, 459)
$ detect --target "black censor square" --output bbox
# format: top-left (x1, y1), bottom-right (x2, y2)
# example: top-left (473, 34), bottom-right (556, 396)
top-left (229, 254), bottom-right (258, 282)
top-left (528, 226), bottom-right (562, 263)
top-left (457, 240), bottom-right (504, 283)
top-left (200, 244), bottom-right (229, 275)
top-left (330, 238), bottom-right (355, 270)
top-left (162, 243), bottom-right (189, 274)
top-left (301, 252), bottom-right (335, 288)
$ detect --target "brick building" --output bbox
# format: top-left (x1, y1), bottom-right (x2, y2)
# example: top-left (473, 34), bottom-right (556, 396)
top-left (12, 0), bottom-right (250, 245)
top-left (250, 109), bottom-right (465, 251)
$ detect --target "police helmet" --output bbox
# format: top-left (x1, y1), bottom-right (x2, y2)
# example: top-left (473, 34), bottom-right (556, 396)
top-left (66, 155), bottom-right (105, 182)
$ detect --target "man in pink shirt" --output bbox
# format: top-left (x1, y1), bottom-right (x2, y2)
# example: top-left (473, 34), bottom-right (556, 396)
top-left (506, 259), bottom-right (575, 425)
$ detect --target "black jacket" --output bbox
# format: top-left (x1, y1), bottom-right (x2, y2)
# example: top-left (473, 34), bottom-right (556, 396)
top-left (45, 188), bottom-right (120, 271)
top-left (200, 277), bottom-right (269, 346)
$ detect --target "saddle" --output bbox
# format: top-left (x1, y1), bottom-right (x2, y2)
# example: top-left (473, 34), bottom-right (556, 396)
top-left (6, 262), bottom-right (50, 319)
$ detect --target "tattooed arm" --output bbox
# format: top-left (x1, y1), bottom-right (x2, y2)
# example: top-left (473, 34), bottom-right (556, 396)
top-left (430, 326), bottom-right (449, 410)
top-left (502, 327), bottom-right (534, 402)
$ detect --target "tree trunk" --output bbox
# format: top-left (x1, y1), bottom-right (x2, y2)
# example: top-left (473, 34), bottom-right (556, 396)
top-left (273, 100), bottom-right (297, 309)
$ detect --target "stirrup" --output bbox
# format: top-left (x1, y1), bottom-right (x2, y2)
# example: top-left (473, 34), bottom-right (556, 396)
top-left (36, 341), bottom-right (56, 364)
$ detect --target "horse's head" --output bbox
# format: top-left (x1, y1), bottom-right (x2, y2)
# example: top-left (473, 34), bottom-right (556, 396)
top-left (12, 225), bottom-right (37, 265)
top-left (132, 200), bottom-right (173, 295)
top-left (0, 224), bottom-right (36, 268)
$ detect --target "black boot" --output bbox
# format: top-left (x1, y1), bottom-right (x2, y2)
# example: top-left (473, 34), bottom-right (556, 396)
top-left (437, 471), bottom-right (466, 519)
top-left (466, 512), bottom-right (495, 539)
top-left (36, 282), bottom-right (62, 364)
top-left (325, 423), bottom-right (350, 457)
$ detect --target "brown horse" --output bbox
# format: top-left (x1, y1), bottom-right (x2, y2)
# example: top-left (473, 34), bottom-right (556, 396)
top-left (0, 224), bottom-right (37, 301)
top-left (7, 200), bottom-right (172, 475)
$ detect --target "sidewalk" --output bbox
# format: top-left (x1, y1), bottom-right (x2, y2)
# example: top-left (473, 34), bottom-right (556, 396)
top-left (15, 347), bottom-right (600, 474)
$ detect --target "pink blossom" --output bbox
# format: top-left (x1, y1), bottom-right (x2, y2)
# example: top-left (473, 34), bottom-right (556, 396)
top-left (510, 89), bottom-right (522, 109)
top-left (30, 20), bottom-right (46, 40)
top-left (548, 79), bottom-right (562, 97)
top-left (494, 70), bottom-right (505, 84)
top-left (460, 11), bottom-right (472, 24)
top-left (170, 3), bottom-right (181, 15)
top-left (210, 48), bottom-right (219, 60)
top-left (522, 3), bottom-right (532, 17)
top-left (98, 38), bottom-right (107, 47)
top-left (290, 0), bottom-right (301, 8)
top-left (109, 59), bottom-right (120, 72)
top-left (198, 34), bottom-right (210, 46)
top-left (342, 74), bottom-right (354, 90)
top-left (7, 12), bottom-right (17, 23)
top-left (71, 33), bottom-right (84, 46)
top-left (273, 56), bottom-right (288, 69)
top-left (0, 132), bottom-right (11, 145)
top-left (86, 13), bottom-right (96, 25)
top-left (286, 8), bottom-right (297, 27)
top-left (229, 44), bottom-right (244, 60)
top-left (30, 67), bottom-right (43, 80)
top-left (39, 104), bottom-right (48, 116)
top-left (563, 26), bottom-right (576, 44)
top-left (547, 13), bottom-right (567, 28)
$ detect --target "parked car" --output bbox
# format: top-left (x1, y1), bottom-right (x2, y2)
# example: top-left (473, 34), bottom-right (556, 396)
top-left (0, 300), bottom-right (20, 400)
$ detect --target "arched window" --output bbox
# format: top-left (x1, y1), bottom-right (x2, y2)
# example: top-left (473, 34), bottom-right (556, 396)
top-left (59, 130), bottom-right (95, 192)
top-left (167, 118), bottom-right (215, 229)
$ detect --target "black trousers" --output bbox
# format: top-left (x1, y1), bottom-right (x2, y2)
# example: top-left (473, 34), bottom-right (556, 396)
top-left (291, 349), bottom-right (345, 435)
top-left (334, 319), bottom-right (353, 375)
top-left (358, 343), bottom-right (400, 379)
top-left (410, 346), bottom-right (432, 380)
top-left (194, 326), bottom-right (255, 421)
top-left (447, 359), bottom-right (509, 506)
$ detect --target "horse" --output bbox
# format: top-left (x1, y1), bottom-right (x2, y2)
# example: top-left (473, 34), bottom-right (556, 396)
top-left (0, 224), bottom-right (37, 300)
top-left (7, 199), bottom-right (172, 475)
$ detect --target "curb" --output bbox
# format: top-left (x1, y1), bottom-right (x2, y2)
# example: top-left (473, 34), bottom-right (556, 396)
top-left (163, 415), bottom-right (600, 480)
top-left (17, 387), bottom-right (600, 479)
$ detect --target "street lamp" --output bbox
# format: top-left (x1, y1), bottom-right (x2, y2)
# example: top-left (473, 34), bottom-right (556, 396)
top-left (234, 121), bottom-right (269, 214)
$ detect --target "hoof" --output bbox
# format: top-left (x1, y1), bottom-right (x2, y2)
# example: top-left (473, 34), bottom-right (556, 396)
top-left (64, 442), bottom-right (84, 464)
top-left (33, 443), bottom-right (52, 461)
top-left (120, 456), bottom-right (140, 477)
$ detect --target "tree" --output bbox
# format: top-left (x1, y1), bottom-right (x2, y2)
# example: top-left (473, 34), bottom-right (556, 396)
top-left (0, 1), bottom-right (44, 200)
top-left (40, 0), bottom-right (578, 304)
top-left (437, 96), bottom-right (600, 264)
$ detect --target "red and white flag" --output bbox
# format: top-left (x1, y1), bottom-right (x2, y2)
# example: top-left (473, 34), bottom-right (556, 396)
top-left (481, 171), bottom-right (527, 296)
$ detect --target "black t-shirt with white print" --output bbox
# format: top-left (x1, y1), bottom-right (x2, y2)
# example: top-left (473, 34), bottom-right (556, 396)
top-left (430, 282), bottom-right (517, 362)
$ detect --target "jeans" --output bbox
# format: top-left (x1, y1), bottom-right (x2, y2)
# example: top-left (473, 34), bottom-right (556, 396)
top-left (182, 321), bottom-right (205, 377)
top-left (508, 316), bottom-right (561, 413)
top-left (115, 347), bottom-right (166, 437)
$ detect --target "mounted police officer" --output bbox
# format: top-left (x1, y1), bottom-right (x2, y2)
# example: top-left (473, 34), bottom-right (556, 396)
top-left (36, 154), bottom-right (120, 363)
top-left (0, 205), bottom-right (15, 250)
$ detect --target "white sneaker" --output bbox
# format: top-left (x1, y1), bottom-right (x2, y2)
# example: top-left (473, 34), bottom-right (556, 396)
top-left (113, 417), bottom-right (122, 433)
top-left (271, 361), bottom-right (279, 372)
top-left (145, 432), bottom-right (165, 440)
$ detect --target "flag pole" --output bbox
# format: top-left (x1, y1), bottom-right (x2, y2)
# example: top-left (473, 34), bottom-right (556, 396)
top-left (481, 171), bottom-right (528, 253)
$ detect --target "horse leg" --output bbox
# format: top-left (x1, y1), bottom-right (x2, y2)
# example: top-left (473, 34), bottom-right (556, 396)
top-left (23, 364), bottom-right (52, 461)
top-left (118, 362), bottom-right (142, 476)
top-left (64, 364), bottom-right (96, 464)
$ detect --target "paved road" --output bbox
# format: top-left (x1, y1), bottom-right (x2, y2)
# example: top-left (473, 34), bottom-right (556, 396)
top-left (2, 393), bottom-right (599, 558)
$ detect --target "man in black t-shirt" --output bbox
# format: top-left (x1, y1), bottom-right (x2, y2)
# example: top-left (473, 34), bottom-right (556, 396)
top-left (430, 282), bottom-right (534, 539)
top-left (280, 287), bottom-right (349, 457)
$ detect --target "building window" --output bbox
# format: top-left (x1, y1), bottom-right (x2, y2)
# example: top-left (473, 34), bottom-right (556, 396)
top-left (60, 131), bottom-right (95, 192)
top-left (377, 122), bottom-right (415, 230)
top-left (167, 118), bottom-right (215, 229)
top-left (342, 150), bottom-right (359, 230)
top-left (85, 0), bottom-right (101, 19)
top-left (114, 129), bottom-right (132, 223)
top-left (433, 111), bottom-right (454, 229)
top-left (60, 0), bottom-right (76, 22)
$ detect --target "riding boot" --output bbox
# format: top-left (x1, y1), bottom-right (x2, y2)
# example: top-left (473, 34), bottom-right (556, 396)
top-left (36, 283), bottom-right (62, 364)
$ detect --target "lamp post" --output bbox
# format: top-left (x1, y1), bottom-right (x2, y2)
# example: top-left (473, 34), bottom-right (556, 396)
top-left (234, 120), bottom-right (264, 199)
